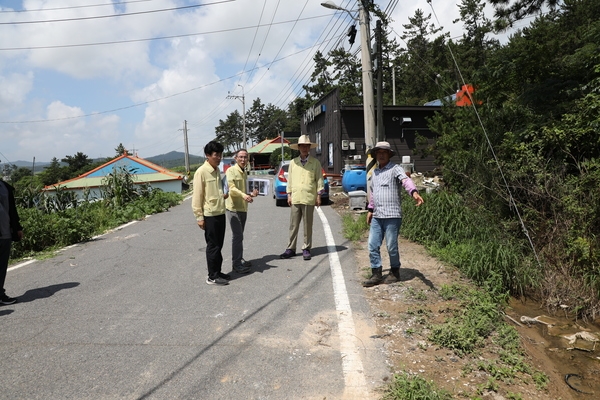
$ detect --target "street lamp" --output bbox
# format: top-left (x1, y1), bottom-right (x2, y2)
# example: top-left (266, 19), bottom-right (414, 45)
top-left (227, 84), bottom-right (246, 149)
top-left (320, 1), bottom-right (376, 156)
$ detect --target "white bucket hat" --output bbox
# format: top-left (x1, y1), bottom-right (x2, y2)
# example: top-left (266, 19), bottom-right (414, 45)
top-left (290, 134), bottom-right (318, 150)
top-left (370, 141), bottom-right (396, 157)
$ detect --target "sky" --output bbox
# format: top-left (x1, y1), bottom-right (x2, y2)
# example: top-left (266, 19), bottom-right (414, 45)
top-left (0, 0), bottom-right (525, 164)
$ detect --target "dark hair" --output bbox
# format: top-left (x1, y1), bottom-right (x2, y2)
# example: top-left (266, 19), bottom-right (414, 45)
top-left (204, 141), bottom-right (224, 156)
top-left (235, 149), bottom-right (248, 156)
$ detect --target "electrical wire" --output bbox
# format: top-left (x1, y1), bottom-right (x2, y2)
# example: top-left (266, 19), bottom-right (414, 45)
top-left (0, 1), bottom-right (234, 25)
top-left (0, 0), bottom-right (156, 14)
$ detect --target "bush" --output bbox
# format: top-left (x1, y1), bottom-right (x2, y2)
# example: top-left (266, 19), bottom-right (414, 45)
top-left (11, 190), bottom-right (182, 260)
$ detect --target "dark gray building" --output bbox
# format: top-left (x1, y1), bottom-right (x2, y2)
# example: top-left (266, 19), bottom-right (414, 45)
top-left (301, 88), bottom-right (441, 175)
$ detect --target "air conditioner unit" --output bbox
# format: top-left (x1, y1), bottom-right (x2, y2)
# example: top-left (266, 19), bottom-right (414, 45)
top-left (341, 140), bottom-right (349, 150)
top-left (349, 141), bottom-right (356, 150)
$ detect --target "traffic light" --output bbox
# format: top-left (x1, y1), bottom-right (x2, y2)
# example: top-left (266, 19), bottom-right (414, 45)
top-left (347, 24), bottom-right (357, 46)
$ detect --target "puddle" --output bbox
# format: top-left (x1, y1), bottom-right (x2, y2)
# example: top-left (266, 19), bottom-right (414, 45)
top-left (508, 298), bottom-right (600, 397)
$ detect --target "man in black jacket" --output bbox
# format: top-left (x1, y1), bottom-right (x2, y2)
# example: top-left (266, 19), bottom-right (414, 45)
top-left (0, 179), bottom-right (23, 305)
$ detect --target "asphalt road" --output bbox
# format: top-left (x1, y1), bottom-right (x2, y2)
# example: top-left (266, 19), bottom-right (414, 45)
top-left (1, 184), bottom-right (386, 400)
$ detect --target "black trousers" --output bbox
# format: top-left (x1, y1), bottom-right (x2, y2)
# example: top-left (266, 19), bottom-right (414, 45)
top-left (204, 214), bottom-right (226, 279)
top-left (0, 239), bottom-right (11, 295)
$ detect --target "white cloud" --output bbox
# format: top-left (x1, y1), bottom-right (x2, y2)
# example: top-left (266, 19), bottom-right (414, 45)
top-left (0, 0), bottom-right (522, 163)
top-left (0, 71), bottom-right (34, 107)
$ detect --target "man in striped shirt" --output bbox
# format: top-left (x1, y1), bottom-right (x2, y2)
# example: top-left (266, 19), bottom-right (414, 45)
top-left (362, 142), bottom-right (424, 287)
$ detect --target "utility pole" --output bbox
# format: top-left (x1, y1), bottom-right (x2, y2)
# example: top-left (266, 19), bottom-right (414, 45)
top-left (321, 0), bottom-right (376, 205)
top-left (227, 85), bottom-right (246, 149)
top-left (358, 1), bottom-right (376, 153)
top-left (355, 0), bottom-right (377, 205)
top-left (183, 120), bottom-right (190, 176)
top-left (375, 19), bottom-right (384, 142)
top-left (281, 131), bottom-right (285, 162)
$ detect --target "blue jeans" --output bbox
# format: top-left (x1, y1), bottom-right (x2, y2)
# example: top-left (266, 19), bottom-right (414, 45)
top-left (368, 218), bottom-right (402, 269)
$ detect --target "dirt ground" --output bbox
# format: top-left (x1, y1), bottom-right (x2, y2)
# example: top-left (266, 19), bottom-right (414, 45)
top-left (328, 190), bottom-right (598, 400)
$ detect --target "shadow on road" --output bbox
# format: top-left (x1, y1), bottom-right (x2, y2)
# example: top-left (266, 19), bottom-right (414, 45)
top-left (16, 282), bottom-right (80, 304)
top-left (228, 245), bottom-right (348, 280)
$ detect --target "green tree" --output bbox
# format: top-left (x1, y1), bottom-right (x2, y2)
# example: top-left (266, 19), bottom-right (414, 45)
top-left (455, 0), bottom-right (499, 72)
top-left (9, 167), bottom-right (33, 184)
top-left (285, 97), bottom-right (312, 133)
top-left (329, 47), bottom-right (362, 105)
top-left (303, 51), bottom-right (334, 102)
top-left (488, 0), bottom-right (561, 27)
top-left (115, 143), bottom-right (128, 156)
top-left (215, 110), bottom-right (243, 153)
top-left (61, 152), bottom-right (93, 178)
top-left (246, 98), bottom-right (287, 143)
top-left (396, 9), bottom-right (447, 105)
top-left (38, 157), bottom-right (68, 186)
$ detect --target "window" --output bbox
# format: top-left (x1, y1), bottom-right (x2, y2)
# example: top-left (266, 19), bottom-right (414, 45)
top-left (316, 132), bottom-right (322, 154)
top-left (328, 142), bottom-right (334, 166)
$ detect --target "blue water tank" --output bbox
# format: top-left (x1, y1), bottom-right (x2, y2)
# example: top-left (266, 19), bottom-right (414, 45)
top-left (342, 166), bottom-right (367, 193)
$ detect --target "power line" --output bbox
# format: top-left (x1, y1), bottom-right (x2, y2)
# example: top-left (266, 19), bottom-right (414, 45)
top-left (0, 0), bottom-right (155, 14)
top-left (0, 14), bottom-right (333, 51)
top-left (0, 0), bottom-right (234, 25)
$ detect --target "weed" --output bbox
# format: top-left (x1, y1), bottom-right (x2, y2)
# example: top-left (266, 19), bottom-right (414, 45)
top-left (532, 371), bottom-right (549, 390)
top-left (342, 212), bottom-right (369, 241)
top-left (382, 372), bottom-right (453, 400)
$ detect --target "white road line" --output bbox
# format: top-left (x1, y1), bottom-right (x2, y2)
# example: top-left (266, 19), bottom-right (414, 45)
top-left (316, 207), bottom-right (369, 398)
top-left (7, 259), bottom-right (36, 272)
top-left (7, 220), bottom-right (140, 272)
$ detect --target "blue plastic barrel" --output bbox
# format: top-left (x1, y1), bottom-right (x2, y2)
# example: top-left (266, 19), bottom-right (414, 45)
top-left (342, 166), bottom-right (367, 192)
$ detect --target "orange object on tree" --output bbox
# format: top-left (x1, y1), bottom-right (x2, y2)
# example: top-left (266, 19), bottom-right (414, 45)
top-left (456, 84), bottom-right (477, 106)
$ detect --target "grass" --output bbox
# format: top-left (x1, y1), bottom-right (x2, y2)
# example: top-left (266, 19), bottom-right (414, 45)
top-left (342, 212), bottom-right (369, 241)
top-left (381, 373), bottom-right (453, 400)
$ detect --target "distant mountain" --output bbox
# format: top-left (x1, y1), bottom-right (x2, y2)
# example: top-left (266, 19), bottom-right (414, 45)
top-left (1, 151), bottom-right (203, 171)
top-left (0, 160), bottom-right (52, 168)
top-left (145, 151), bottom-right (204, 169)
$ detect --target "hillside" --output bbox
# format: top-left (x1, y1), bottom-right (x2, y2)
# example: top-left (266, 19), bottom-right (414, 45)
top-left (143, 151), bottom-right (204, 169)
top-left (1, 151), bottom-right (204, 171)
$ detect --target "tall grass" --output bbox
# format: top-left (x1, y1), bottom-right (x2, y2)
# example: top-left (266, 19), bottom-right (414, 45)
top-left (401, 191), bottom-right (537, 296)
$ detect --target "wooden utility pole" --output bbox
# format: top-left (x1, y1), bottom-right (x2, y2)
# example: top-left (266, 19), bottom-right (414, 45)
top-left (183, 120), bottom-right (190, 176)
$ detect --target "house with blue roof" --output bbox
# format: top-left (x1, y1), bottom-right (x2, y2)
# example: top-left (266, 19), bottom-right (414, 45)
top-left (44, 153), bottom-right (184, 200)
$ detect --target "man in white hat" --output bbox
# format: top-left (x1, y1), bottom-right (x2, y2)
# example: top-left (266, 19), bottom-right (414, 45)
top-left (279, 135), bottom-right (325, 261)
top-left (362, 141), bottom-right (424, 287)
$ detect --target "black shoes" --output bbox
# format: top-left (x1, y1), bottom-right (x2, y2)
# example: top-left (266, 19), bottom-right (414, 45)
top-left (240, 259), bottom-right (252, 268)
top-left (206, 276), bottom-right (229, 285)
top-left (218, 272), bottom-right (232, 281)
top-left (0, 294), bottom-right (18, 305)
top-left (233, 265), bottom-right (251, 274)
top-left (362, 267), bottom-right (384, 287)
top-left (280, 249), bottom-right (295, 259)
